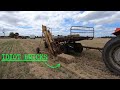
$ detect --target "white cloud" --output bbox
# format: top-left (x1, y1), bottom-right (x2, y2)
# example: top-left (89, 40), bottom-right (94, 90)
top-left (71, 11), bottom-right (120, 28)
top-left (0, 11), bottom-right (120, 37)
top-left (94, 24), bottom-right (115, 37)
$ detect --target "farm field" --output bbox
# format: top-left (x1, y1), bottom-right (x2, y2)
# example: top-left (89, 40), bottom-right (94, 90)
top-left (0, 38), bottom-right (120, 79)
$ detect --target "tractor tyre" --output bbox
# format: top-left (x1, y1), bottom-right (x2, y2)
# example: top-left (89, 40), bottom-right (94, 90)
top-left (102, 37), bottom-right (120, 75)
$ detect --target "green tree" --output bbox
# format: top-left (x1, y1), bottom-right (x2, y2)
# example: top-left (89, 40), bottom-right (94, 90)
top-left (9, 32), bottom-right (14, 38)
top-left (15, 33), bottom-right (19, 36)
top-left (14, 33), bottom-right (19, 39)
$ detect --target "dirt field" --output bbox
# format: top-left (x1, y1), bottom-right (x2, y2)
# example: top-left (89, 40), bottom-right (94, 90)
top-left (0, 38), bottom-right (120, 79)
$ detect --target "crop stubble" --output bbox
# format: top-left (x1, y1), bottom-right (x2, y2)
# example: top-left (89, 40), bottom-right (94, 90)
top-left (0, 38), bottom-right (120, 79)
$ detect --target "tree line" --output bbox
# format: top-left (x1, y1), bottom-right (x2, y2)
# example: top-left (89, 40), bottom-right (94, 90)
top-left (8, 32), bottom-right (42, 39)
top-left (9, 32), bottom-right (19, 38)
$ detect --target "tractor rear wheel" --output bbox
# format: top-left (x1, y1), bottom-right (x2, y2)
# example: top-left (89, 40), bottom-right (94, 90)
top-left (102, 37), bottom-right (120, 75)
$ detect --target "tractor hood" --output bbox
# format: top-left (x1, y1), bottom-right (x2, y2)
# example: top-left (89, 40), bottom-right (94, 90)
top-left (113, 28), bottom-right (120, 36)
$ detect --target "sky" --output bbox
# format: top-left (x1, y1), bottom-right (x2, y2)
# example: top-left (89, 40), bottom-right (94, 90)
top-left (0, 11), bottom-right (120, 37)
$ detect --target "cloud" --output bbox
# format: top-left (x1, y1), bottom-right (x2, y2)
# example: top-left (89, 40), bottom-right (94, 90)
top-left (0, 11), bottom-right (119, 37)
top-left (94, 24), bottom-right (115, 37)
top-left (0, 12), bottom-right (23, 25)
